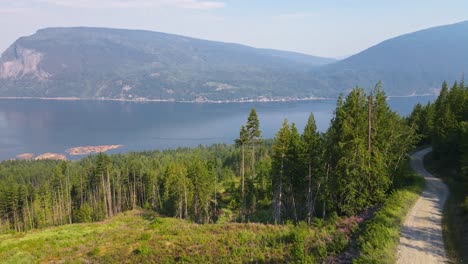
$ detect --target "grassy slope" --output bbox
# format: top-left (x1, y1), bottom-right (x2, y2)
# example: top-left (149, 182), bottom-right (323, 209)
top-left (424, 153), bottom-right (468, 264)
top-left (0, 210), bottom-right (360, 264)
top-left (354, 165), bottom-right (425, 263)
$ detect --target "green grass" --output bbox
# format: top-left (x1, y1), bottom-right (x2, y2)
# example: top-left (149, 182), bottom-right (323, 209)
top-left (424, 153), bottom-right (467, 264)
top-left (353, 166), bottom-right (425, 264)
top-left (0, 210), bottom-right (361, 263)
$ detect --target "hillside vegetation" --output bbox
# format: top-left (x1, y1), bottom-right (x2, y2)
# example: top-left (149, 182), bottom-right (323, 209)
top-left (0, 210), bottom-right (362, 263)
top-left (0, 161), bottom-right (425, 264)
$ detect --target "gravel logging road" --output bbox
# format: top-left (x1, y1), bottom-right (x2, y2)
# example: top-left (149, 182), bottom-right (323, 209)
top-left (397, 148), bottom-right (449, 264)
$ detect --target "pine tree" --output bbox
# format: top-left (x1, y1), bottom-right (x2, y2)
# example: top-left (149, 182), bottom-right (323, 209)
top-left (301, 113), bottom-right (321, 224)
top-left (188, 157), bottom-right (212, 223)
top-left (328, 88), bottom-right (371, 215)
top-left (246, 108), bottom-right (262, 215)
top-left (164, 162), bottom-right (190, 219)
top-left (287, 123), bottom-right (302, 223)
top-left (272, 119), bottom-right (290, 224)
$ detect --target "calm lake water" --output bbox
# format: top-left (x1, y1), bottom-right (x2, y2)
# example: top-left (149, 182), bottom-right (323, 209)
top-left (0, 96), bottom-right (436, 161)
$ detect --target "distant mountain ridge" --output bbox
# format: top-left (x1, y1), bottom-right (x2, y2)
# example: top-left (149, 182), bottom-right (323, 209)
top-left (0, 21), bottom-right (467, 101)
top-left (315, 20), bottom-right (468, 95)
top-left (0, 27), bottom-right (335, 101)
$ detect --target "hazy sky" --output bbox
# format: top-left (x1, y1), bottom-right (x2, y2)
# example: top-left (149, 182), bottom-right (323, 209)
top-left (0, 0), bottom-right (467, 58)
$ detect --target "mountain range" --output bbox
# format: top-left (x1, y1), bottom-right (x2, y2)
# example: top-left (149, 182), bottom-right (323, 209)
top-left (0, 21), bottom-right (467, 101)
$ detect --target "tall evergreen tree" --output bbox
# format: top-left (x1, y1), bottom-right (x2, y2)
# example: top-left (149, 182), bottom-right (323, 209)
top-left (301, 113), bottom-right (321, 224)
top-left (235, 125), bottom-right (248, 222)
top-left (245, 108), bottom-right (262, 215)
top-left (272, 119), bottom-right (290, 224)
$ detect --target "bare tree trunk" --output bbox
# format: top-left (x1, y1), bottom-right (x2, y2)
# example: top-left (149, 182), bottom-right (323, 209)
top-left (178, 189), bottom-right (183, 219)
top-left (80, 173), bottom-right (83, 207)
top-left (101, 172), bottom-right (108, 218)
top-left (66, 168), bottom-right (72, 224)
top-left (241, 144), bottom-right (245, 222)
top-left (57, 192), bottom-right (63, 225)
top-left (106, 169), bottom-right (113, 217)
top-left (26, 198), bottom-right (33, 229)
top-left (184, 181), bottom-right (188, 219)
top-left (274, 156), bottom-right (284, 224)
top-left (13, 209), bottom-right (19, 232)
top-left (322, 163), bottom-right (329, 219)
top-left (251, 143), bottom-right (256, 214)
top-left (52, 195), bottom-right (56, 226)
top-left (139, 169), bottom-right (144, 207)
top-left (112, 173), bottom-right (117, 214)
top-left (368, 95), bottom-right (373, 195)
top-left (311, 182), bottom-right (321, 219)
top-left (58, 178), bottom-right (64, 225)
top-left (152, 183), bottom-right (157, 211)
top-left (43, 195), bottom-right (48, 226)
top-left (291, 185), bottom-right (298, 223)
top-left (118, 171), bottom-right (122, 213)
top-left (132, 169), bottom-right (136, 210)
top-left (368, 95), bottom-right (372, 155)
top-left (306, 162), bottom-right (312, 225)
top-left (214, 171), bottom-right (217, 215)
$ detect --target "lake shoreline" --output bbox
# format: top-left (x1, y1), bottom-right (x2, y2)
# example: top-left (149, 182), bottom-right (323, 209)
top-left (0, 93), bottom-right (437, 104)
top-left (0, 95), bottom-right (437, 161)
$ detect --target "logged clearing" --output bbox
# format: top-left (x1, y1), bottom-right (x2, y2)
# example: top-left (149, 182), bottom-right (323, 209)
top-left (397, 148), bottom-right (449, 264)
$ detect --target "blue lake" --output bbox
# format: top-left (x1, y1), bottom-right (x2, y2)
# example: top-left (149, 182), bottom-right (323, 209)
top-left (0, 96), bottom-right (436, 160)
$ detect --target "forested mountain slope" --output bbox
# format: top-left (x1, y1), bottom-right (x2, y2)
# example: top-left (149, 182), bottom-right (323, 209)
top-left (316, 21), bottom-right (468, 95)
top-left (0, 21), bottom-right (467, 100)
top-left (0, 27), bottom-right (334, 101)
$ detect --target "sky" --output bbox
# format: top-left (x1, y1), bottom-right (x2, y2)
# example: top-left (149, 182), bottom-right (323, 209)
top-left (0, 0), bottom-right (467, 58)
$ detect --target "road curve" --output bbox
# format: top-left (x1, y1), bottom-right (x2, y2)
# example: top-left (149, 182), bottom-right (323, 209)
top-left (397, 148), bottom-right (449, 264)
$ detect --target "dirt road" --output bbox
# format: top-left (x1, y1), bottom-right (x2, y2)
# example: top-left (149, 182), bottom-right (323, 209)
top-left (397, 148), bottom-right (449, 264)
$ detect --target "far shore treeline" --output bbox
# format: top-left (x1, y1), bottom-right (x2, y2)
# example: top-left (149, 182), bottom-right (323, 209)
top-left (1, 82), bottom-right (445, 232)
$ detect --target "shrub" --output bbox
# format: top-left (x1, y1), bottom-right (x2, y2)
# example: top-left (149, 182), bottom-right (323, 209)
top-left (88, 247), bottom-right (100, 257)
top-left (140, 233), bottom-right (151, 241)
top-left (133, 244), bottom-right (150, 256)
top-left (73, 203), bottom-right (92, 223)
top-left (289, 226), bottom-right (306, 263)
top-left (311, 218), bottom-right (324, 228)
top-left (216, 208), bottom-right (234, 224)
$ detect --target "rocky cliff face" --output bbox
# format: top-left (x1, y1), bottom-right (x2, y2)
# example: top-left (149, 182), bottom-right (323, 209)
top-left (0, 45), bottom-right (50, 80)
